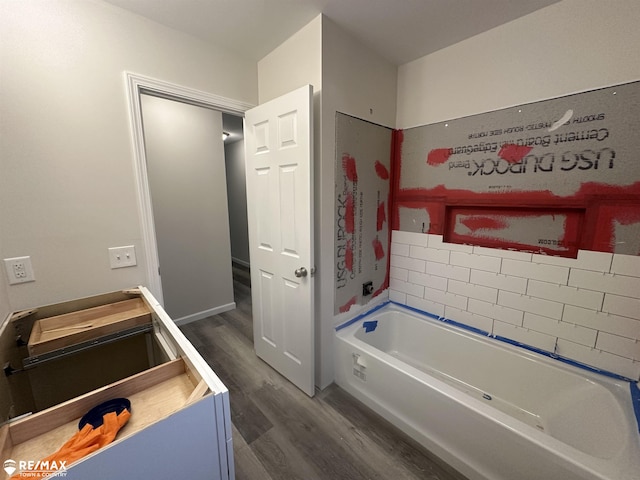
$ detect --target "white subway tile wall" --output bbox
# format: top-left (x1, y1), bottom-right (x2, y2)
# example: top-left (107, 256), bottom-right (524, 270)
top-left (444, 306), bottom-right (494, 333)
top-left (407, 294), bottom-right (445, 318)
top-left (408, 271), bottom-right (448, 291)
top-left (468, 298), bottom-right (524, 326)
top-left (410, 245), bottom-right (450, 264)
top-left (611, 254), bottom-right (640, 277)
top-left (389, 231), bottom-right (640, 380)
top-left (450, 251), bottom-right (501, 273)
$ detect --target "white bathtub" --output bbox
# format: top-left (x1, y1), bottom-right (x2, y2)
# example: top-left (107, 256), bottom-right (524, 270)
top-left (334, 302), bottom-right (640, 480)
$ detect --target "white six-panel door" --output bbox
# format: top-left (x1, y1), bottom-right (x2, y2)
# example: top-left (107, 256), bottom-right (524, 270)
top-left (244, 85), bottom-right (315, 397)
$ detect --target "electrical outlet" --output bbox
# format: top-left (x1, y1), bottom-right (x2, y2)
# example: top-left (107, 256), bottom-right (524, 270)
top-left (4, 256), bottom-right (35, 285)
top-left (108, 245), bottom-right (137, 269)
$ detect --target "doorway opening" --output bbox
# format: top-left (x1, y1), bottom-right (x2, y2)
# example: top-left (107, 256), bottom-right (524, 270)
top-left (222, 112), bottom-right (251, 310)
top-left (125, 72), bottom-right (253, 321)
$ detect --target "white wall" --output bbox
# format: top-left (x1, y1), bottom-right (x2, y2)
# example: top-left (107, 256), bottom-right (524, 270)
top-left (321, 17), bottom-right (397, 388)
top-left (0, 238), bottom-right (9, 321)
top-left (0, 0), bottom-right (256, 310)
top-left (397, 0), bottom-right (640, 128)
top-left (322, 18), bottom-right (397, 128)
top-left (257, 16), bottom-right (322, 104)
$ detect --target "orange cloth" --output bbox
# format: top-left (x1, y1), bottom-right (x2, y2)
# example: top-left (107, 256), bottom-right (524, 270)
top-left (12, 409), bottom-right (130, 479)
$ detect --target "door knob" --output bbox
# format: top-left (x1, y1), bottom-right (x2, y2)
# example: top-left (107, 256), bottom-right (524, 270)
top-left (294, 267), bottom-right (308, 278)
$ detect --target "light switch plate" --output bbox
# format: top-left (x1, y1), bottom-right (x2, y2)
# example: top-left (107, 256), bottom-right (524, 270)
top-left (4, 256), bottom-right (35, 285)
top-left (108, 245), bottom-right (137, 269)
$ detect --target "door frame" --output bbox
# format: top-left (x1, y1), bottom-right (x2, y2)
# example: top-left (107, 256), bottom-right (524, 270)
top-left (124, 72), bottom-right (254, 304)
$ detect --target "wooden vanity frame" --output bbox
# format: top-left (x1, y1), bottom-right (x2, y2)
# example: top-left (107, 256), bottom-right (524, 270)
top-left (0, 287), bottom-right (233, 480)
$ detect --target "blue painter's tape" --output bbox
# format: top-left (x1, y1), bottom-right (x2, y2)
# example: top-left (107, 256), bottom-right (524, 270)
top-left (442, 317), bottom-right (491, 337)
top-left (493, 335), bottom-right (558, 357)
top-left (363, 320), bottom-right (378, 333)
top-left (390, 301), bottom-right (442, 321)
top-left (493, 335), bottom-right (635, 382)
top-left (393, 302), bottom-right (634, 383)
top-left (390, 301), bottom-right (491, 336)
top-left (335, 301), bottom-right (389, 331)
top-left (630, 382), bottom-right (640, 434)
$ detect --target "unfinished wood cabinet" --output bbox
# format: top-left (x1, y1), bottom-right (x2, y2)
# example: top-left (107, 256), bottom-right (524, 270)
top-left (0, 287), bottom-right (233, 480)
top-left (27, 297), bottom-right (153, 356)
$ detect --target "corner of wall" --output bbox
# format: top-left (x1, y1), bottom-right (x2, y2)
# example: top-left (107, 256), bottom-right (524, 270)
top-left (321, 27), bottom-right (398, 389)
top-left (257, 14), bottom-right (322, 103)
top-left (321, 17), bottom-right (397, 127)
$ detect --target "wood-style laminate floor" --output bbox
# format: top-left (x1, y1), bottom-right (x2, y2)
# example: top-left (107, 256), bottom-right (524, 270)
top-left (180, 265), bottom-right (468, 480)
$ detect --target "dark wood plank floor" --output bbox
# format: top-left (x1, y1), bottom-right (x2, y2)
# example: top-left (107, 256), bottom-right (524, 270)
top-left (180, 264), bottom-right (468, 480)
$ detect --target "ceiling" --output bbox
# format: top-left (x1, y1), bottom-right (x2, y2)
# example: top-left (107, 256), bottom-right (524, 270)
top-left (104, 0), bottom-right (560, 66)
top-left (106, 0), bottom-right (561, 142)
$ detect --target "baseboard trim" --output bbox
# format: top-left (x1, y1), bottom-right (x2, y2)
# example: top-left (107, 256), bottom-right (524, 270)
top-left (174, 302), bottom-right (236, 326)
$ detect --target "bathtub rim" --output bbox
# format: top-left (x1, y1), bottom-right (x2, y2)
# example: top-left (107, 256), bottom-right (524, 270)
top-left (335, 302), bottom-right (640, 480)
top-left (336, 300), bottom-right (638, 384)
